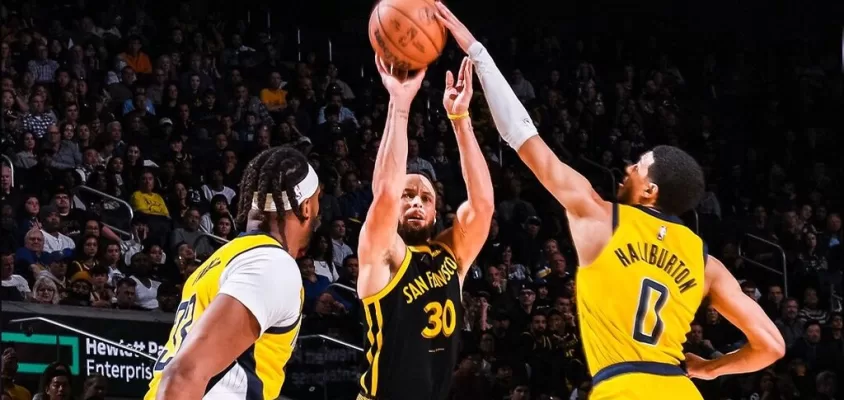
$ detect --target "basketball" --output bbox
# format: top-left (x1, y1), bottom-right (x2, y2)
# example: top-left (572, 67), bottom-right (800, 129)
top-left (368, 0), bottom-right (447, 71)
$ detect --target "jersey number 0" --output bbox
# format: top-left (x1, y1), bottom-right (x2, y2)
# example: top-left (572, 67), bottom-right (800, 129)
top-left (421, 299), bottom-right (457, 338)
top-left (633, 279), bottom-right (669, 345)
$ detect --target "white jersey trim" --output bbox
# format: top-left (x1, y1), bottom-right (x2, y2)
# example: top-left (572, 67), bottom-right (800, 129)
top-left (217, 246), bottom-right (303, 334)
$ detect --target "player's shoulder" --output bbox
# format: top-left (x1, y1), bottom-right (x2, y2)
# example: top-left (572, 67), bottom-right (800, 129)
top-left (221, 234), bottom-right (298, 279)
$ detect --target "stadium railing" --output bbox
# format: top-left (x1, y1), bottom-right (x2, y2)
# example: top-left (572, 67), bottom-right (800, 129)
top-left (738, 233), bottom-right (789, 297)
top-left (7, 316), bottom-right (157, 361)
top-left (73, 185), bottom-right (134, 240)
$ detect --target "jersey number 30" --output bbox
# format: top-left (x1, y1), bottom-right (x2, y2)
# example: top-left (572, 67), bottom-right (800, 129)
top-left (153, 295), bottom-right (197, 371)
top-left (422, 299), bottom-right (457, 338)
top-left (633, 279), bottom-right (669, 345)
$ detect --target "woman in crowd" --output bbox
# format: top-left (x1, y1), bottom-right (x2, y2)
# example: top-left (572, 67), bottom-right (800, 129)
top-left (31, 276), bottom-right (60, 304)
top-left (12, 132), bottom-right (38, 170)
top-left (129, 170), bottom-right (171, 243)
top-left (308, 231), bottom-right (339, 282)
top-left (70, 234), bottom-right (100, 275)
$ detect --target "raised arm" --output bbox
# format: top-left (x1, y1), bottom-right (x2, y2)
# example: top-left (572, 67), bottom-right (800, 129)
top-left (685, 256), bottom-right (785, 380)
top-left (436, 3), bottom-right (604, 219)
top-left (357, 57), bottom-right (426, 299)
top-left (435, 58), bottom-right (494, 280)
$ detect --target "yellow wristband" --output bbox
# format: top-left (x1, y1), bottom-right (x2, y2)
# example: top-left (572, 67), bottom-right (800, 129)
top-left (447, 112), bottom-right (469, 121)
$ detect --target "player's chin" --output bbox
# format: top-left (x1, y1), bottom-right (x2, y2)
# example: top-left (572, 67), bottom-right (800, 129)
top-left (398, 222), bottom-right (433, 245)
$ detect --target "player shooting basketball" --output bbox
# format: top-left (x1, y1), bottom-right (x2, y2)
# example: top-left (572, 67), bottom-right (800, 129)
top-left (436, 3), bottom-right (784, 400)
top-left (355, 56), bottom-right (494, 400)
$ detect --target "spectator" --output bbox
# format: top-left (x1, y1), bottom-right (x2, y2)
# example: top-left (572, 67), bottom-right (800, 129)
top-left (299, 255), bottom-right (330, 309)
top-left (15, 228), bottom-right (47, 282)
top-left (329, 218), bottom-right (354, 268)
top-left (31, 276), bottom-right (60, 304)
top-left (259, 71), bottom-right (288, 115)
top-left (200, 169), bottom-right (236, 205)
top-left (127, 252), bottom-right (160, 310)
top-left (39, 205), bottom-right (75, 256)
top-left (799, 287), bottom-right (829, 325)
top-left (120, 36), bottom-right (152, 76)
top-left (60, 271), bottom-right (94, 307)
top-left (12, 133), bottom-right (38, 170)
top-left (169, 207), bottom-right (213, 257)
top-left (787, 321), bottom-right (838, 375)
top-left (113, 278), bottom-right (143, 310)
top-left (37, 252), bottom-right (69, 293)
top-left (777, 298), bottom-right (806, 349)
top-left (0, 348), bottom-right (32, 400)
top-left (27, 45), bottom-right (59, 84)
top-left (80, 374), bottom-right (108, 400)
top-left (130, 171), bottom-right (171, 240)
top-left (309, 231), bottom-right (339, 282)
top-left (1, 251), bottom-right (30, 300)
top-left (21, 95), bottom-right (57, 138)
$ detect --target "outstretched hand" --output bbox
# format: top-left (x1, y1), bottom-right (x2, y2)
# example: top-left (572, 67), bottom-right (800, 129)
top-left (375, 55), bottom-right (426, 103)
top-left (443, 57), bottom-right (473, 116)
top-left (434, 2), bottom-right (478, 54)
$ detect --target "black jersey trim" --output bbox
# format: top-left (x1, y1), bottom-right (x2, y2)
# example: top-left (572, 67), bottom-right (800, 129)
top-left (612, 202), bottom-right (619, 232)
top-left (631, 204), bottom-right (685, 224)
top-left (360, 248), bottom-right (413, 305)
top-left (265, 316), bottom-right (300, 334)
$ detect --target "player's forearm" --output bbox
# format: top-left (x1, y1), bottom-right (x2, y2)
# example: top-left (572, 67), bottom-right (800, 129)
top-left (157, 367), bottom-right (209, 400)
top-left (466, 43), bottom-right (537, 151)
top-left (371, 100), bottom-right (411, 197)
top-left (452, 117), bottom-right (493, 209)
top-left (699, 343), bottom-right (782, 377)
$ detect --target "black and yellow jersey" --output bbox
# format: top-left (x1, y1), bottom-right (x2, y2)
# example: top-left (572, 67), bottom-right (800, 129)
top-left (358, 241), bottom-right (463, 400)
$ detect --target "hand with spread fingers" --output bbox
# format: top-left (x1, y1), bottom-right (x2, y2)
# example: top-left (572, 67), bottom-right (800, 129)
top-left (443, 57), bottom-right (474, 117)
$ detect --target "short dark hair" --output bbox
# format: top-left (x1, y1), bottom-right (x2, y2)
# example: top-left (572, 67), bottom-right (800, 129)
top-left (342, 254), bottom-right (358, 266)
top-left (407, 168), bottom-right (435, 186)
top-left (116, 278), bottom-right (136, 289)
top-left (648, 145), bottom-right (704, 216)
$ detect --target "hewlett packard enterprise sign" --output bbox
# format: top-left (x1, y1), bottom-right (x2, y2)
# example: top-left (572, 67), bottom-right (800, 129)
top-left (0, 302), bottom-right (172, 397)
top-left (1, 332), bottom-right (165, 382)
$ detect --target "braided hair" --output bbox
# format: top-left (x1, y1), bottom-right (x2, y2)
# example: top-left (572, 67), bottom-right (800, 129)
top-left (236, 146), bottom-right (311, 227)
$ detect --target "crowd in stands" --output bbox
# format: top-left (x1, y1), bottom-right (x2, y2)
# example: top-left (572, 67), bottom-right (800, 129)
top-left (1, 0), bottom-right (842, 399)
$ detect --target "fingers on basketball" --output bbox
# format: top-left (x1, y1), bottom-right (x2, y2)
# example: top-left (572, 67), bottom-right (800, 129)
top-left (368, 0), bottom-right (446, 71)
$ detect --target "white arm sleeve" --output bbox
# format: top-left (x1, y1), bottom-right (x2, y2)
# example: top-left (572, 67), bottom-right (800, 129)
top-left (467, 42), bottom-right (538, 150)
top-left (218, 246), bottom-right (303, 334)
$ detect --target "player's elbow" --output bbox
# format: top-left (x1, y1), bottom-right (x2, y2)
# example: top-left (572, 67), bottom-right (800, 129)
top-left (768, 330), bottom-right (786, 360)
top-left (751, 329), bottom-right (786, 363)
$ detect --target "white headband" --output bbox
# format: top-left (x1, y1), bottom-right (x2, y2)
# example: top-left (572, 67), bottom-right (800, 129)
top-left (251, 164), bottom-right (319, 212)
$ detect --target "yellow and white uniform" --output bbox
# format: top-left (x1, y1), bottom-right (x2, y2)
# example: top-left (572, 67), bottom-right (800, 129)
top-left (145, 233), bottom-right (304, 400)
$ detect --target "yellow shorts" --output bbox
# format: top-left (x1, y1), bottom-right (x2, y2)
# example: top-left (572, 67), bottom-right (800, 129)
top-left (591, 373), bottom-right (702, 400)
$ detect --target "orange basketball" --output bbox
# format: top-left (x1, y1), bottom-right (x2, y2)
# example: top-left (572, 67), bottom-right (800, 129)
top-left (368, 0), bottom-right (447, 71)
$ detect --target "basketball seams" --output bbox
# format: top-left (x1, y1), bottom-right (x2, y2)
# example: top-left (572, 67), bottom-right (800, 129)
top-left (375, 4), bottom-right (423, 67)
top-left (382, 3), bottom-right (442, 61)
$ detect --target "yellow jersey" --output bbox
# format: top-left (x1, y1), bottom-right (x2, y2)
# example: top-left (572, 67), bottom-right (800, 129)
top-left (577, 204), bottom-right (706, 386)
top-left (145, 233), bottom-right (304, 400)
